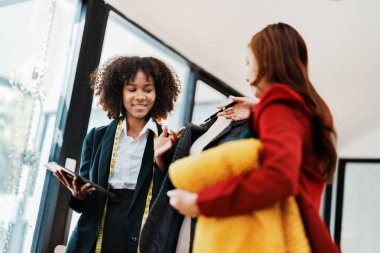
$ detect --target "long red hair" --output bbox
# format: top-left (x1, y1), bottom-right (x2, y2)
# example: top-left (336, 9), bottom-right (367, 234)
top-left (250, 23), bottom-right (337, 181)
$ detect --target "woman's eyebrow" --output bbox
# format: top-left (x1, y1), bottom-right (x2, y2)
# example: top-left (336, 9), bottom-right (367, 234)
top-left (125, 83), bottom-right (154, 87)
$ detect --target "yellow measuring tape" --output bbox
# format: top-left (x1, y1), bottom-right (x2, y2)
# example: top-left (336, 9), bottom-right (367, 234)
top-left (137, 164), bottom-right (155, 253)
top-left (95, 120), bottom-right (157, 253)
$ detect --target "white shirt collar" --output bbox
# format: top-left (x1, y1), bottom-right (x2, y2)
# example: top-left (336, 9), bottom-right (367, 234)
top-left (122, 118), bottom-right (158, 138)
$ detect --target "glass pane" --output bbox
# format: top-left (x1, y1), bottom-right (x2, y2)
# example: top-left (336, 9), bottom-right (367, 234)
top-left (0, 0), bottom-right (81, 252)
top-left (191, 80), bottom-right (227, 125)
top-left (68, 10), bottom-right (191, 237)
top-left (341, 162), bottom-right (380, 253)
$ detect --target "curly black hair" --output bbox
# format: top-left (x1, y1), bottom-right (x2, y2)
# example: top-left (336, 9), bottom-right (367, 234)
top-left (90, 56), bottom-right (181, 121)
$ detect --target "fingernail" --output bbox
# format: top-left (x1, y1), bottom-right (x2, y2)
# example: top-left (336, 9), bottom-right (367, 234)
top-left (167, 191), bottom-right (172, 197)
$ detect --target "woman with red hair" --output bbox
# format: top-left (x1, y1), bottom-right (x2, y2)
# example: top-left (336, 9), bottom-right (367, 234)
top-left (168, 23), bottom-right (340, 253)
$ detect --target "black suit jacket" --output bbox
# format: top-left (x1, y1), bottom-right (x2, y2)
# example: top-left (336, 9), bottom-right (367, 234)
top-left (139, 118), bottom-right (247, 253)
top-left (66, 120), bottom-right (165, 253)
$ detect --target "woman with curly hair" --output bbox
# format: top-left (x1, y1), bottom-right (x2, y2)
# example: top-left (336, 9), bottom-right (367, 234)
top-left (54, 56), bottom-right (182, 253)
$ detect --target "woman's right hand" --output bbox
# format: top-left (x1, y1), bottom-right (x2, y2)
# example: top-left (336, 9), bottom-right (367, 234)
top-left (53, 170), bottom-right (95, 201)
top-left (217, 96), bottom-right (256, 121)
top-left (154, 125), bottom-right (185, 170)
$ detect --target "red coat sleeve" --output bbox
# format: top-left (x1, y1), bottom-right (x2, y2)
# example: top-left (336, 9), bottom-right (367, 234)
top-left (197, 101), bottom-right (308, 217)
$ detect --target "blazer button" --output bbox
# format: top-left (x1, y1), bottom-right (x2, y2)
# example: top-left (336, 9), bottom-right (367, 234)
top-left (131, 236), bottom-right (138, 242)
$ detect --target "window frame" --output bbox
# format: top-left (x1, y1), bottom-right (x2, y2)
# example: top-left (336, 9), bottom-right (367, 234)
top-left (31, 1), bottom-right (109, 252)
top-left (332, 158), bottom-right (380, 248)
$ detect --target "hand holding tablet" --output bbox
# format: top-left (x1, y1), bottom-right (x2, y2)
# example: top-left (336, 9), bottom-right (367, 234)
top-left (45, 162), bottom-right (114, 198)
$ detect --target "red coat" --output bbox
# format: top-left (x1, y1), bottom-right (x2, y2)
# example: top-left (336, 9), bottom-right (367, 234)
top-left (197, 83), bottom-right (340, 253)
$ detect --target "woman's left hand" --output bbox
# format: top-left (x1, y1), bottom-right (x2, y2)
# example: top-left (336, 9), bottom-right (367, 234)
top-left (167, 189), bottom-right (200, 217)
top-left (154, 126), bottom-right (185, 170)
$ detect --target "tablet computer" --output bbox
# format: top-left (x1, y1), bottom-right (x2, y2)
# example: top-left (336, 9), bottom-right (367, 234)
top-left (45, 162), bottom-right (115, 198)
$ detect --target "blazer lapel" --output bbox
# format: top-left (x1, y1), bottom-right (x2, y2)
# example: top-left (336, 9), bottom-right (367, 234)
top-left (128, 130), bottom-right (155, 213)
top-left (171, 119), bottom-right (216, 162)
top-left (97, 120), bottom-right (118, 188)
top-left (91, 120), bottom-right (118, 211)
top-left (204, 119), bottom-right (246, 150)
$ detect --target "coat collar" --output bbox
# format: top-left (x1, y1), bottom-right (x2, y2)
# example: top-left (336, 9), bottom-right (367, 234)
top-left (121, 117), bottom-right (159, 138)
top-left (170, 120), bottom-right (212, 162)
top-left (170, 118), bottom-right (246, 162)
top-left (204, 119), bottom-right (246, 150)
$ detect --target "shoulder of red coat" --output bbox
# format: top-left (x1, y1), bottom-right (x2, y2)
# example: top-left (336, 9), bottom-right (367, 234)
top-left (254, 83), bottom-right (311, 115)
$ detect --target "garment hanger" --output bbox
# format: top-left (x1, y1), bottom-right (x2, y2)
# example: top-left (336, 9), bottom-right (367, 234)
top-left (204, 101), bottom-right (237, 122)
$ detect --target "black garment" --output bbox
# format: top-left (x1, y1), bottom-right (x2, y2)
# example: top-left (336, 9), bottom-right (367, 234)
top-left (139, 118), bottom-right (247, 253)
top-left (102, 189), bottom-right (134, 253)
top-left (66, 120), bottom-right (165, 253)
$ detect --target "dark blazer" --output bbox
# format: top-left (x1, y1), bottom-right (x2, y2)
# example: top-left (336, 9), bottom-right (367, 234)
top-left (139, 118), bottom-right (247, 253)
top-left (66, 120), bottom-right (165, 253)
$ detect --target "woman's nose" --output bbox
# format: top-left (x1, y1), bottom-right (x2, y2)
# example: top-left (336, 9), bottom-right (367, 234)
top-left (135, 90), bottom-right (145, 100)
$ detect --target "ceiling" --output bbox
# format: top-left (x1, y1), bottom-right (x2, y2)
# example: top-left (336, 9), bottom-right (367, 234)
top-left (107, 0), bottom-right (380, 157)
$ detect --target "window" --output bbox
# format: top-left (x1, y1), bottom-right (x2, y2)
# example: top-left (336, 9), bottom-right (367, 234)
top-left (335, 161), bottom-right (380, 253)
top-left (191, 80), bottom-right (228, 125)
top-left (0, 1), bottom-right (82, 252)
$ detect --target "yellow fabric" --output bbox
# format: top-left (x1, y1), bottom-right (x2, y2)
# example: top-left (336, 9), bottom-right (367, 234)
top-left (169, 139), bottom-right (311, 253)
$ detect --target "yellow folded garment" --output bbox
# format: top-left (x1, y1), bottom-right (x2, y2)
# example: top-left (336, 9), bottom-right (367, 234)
top-left (169, 139), bottom-right (311, 253)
